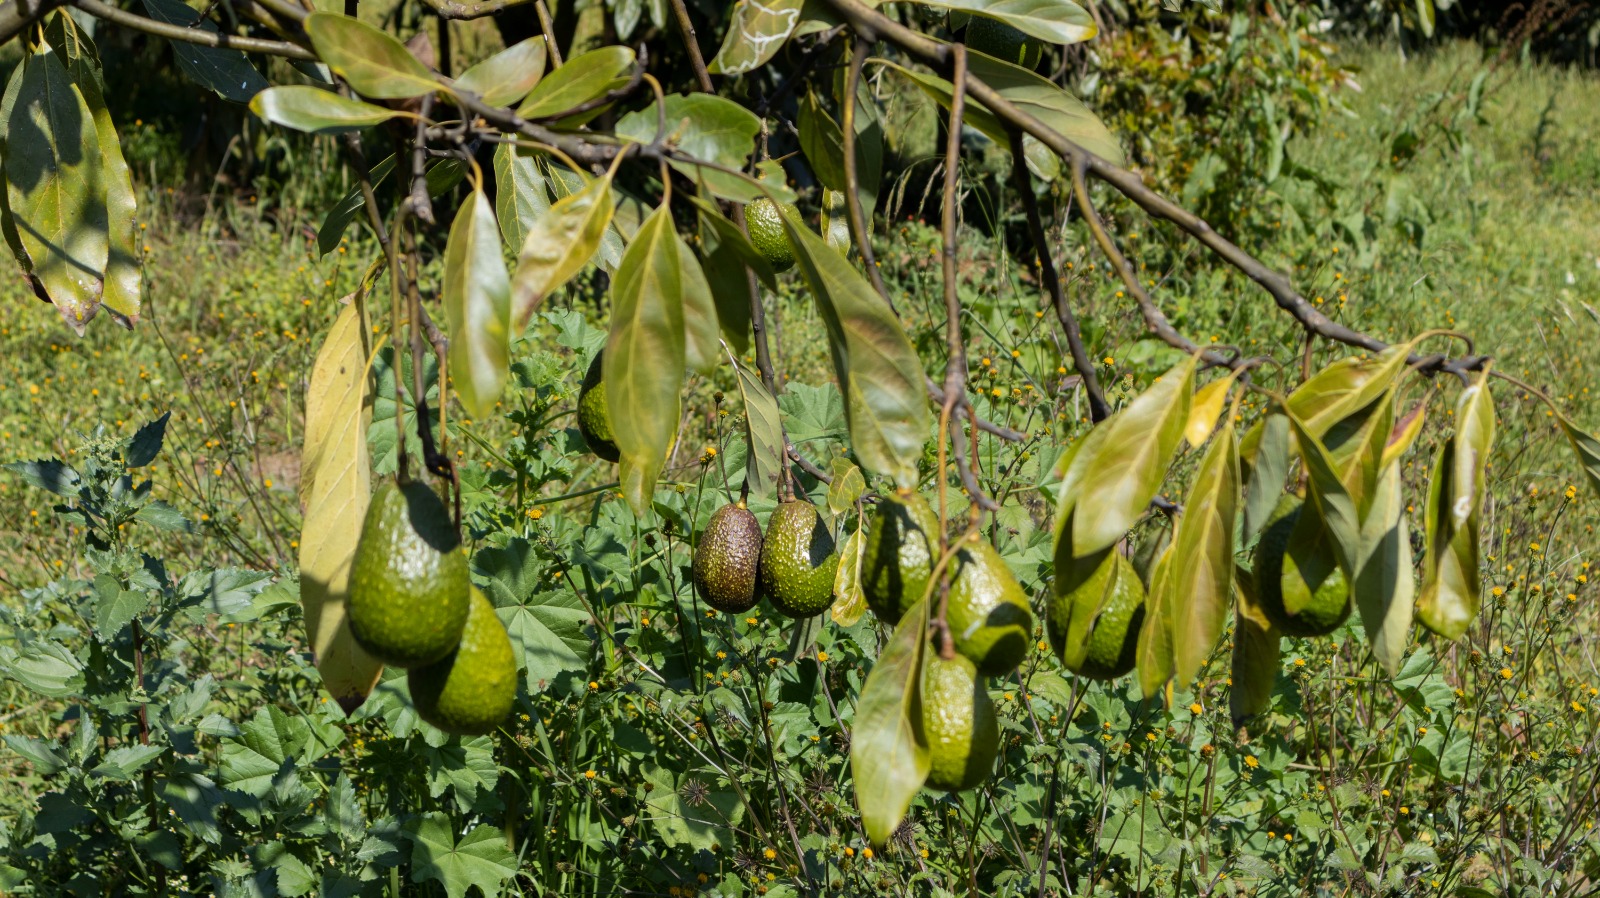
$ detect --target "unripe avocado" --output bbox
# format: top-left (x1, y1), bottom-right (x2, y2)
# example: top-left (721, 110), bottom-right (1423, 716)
top-left (945, 536), bottom-right (1034, 676)
top-left (1070, 554), bottom-right (1145, 680)
top-left (694, 503), bottom-right (764, 613)
top-left (348, 480), bottom-right (470, 667)
top-left (1253, 495), bottom-right (1351, 637)
top-left (757, 500), bottom-right (839, 618)
top-left (745, 198), bottom-right (797, 273)
top-left (577, 353), bottom-right (621, 463)
top-left (861, 490), bottom-right (941, 626)
top-left (965, 16), bottom-right (1044, 70)
top-left (922, 652), bottom-right (999, 792)
top-left (408, 586), bottom-right (517, 736)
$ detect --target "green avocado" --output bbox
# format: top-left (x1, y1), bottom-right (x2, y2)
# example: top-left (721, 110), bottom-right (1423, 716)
top-left (757, 501), bottom-right (839, 619)
top-left (694, 502), bottom-right (764, 613)
top-left (348, 480), bottom-right (470, 667)
top-left (745, 198), bottom-right (798, 273)
top-left (861, 490), bottom-right (942, 626)
top-left (1071, 554), bottom-right (1146, 681)
top-left (922, 652), bottom-right (999, 792)
top-left (408, 586), bottom-right (517, 736)
top-left (577, 353), bottom-right (621, 463)
top-left (1253, 495), bottom-right (1352, 637)
top-left (946, 536), bottom-right (1034, 676)
top-left (965, 15), bottom-right (1043, 70)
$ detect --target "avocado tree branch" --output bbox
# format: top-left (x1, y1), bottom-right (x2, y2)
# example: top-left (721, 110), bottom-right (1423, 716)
top-left (1007, 129), bottom-right (1111, 422)
top-left (73, 0), bottom-right (316, 58)
top-left (0, 0), bottom-right (63, 45)
top-left (416, 0), bottom-right (531, 20)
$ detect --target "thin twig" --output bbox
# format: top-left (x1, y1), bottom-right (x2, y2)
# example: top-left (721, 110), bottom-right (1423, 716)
top-left (417, 0), bottom-right (531, 20)
top-left (842, 39), bottom-right (896, 314)
top-left (74, 0), bottom-right (315, 58)
top-left (665, 0), bottom-right (713, 92)
top-left (534, 0), bottom-right (561, 65)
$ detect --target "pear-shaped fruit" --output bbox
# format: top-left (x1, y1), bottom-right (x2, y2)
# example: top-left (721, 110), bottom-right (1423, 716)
top-left (577, 352), bottom-right (621, 463)
top-left (408, 586), bottom-right (517, 736)
top-left (745, 198), bottom-right (797, 273)
top-left (965, 15), bottom-right (1043, 69)
top-left (1254, 495), bottom-right (1351, 637)
top-left (945, 535), bottom-right (1034, 676)
top-left (348, 480), bottom-right (470, 667)
top-left (757, 500), bottom-right (839, 618)
top-left (922, 652), bottom-right (999, 792)
top-left (1061, 554), bottom-right (1145, 681)
top-left (694, 502), bottom-right (764, 613)
top-left (861, 490), bottom-right (941, 626)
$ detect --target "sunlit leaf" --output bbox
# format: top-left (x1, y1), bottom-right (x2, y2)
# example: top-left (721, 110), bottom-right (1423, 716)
top-left (707, 0), bottom-right (805, 75)
top-left (1417, 370), bottom-right (1493, 640)
top-left (1168, 417), bottom-right (1238, 688)
top-left (518, 46), bottom-right (635, 121)
top-left (831, 529), bottom-right (868, 626)
top-left (1381, 389), bottom-right (1432, 470)
top-left (510, 161), bottom-right (617, 331)
top-left (732, 357), bottom-right (783, 503)
top-left (1184, 373), bottom-right (1236, 448)
top-left (305, 12), bottom-right (439, 99)
top-left (456, 37), bottom-right (546, 107)
top-left (827, 458), bottom-right (865, 517)
top-left (406, 814), bottom-right (517, 898)
top-left (1070, 353), bottom-right (1196, 556)
top-left (492, 144), bottom-right (549, 254)
top-left (298, 299), bottom-right (383, 710)
top-left (1135, 548), bottom-right (1174, 700)
top-left (442, 189), bottom-right (511, 419)
top-left (851, 597), bottom-right (930, 846)
top-left (617, 94), bottom-right (761, 202)
top-left (250, 86), bottom-right (400, 133)
top-left (1354, 461), bottom-right (1414, 675)
top-left (605, 205), bottom-right (686, 514)
top-left (781, 208), bottom-right (930, 487)
top-left (1242, 408), bottom-right (1289, 544)
top-left (821, 188), bottom-right (851, 254)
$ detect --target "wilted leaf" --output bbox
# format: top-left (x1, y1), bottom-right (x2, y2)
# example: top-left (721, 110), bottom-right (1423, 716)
top-left (708, 0), bottom-right (805, 75)
top-left (510, 161), bottom-right (617, 331)
top-left (851, 597), bottom-right (930, 846)
top-left (1168, 418), bottom-right (1238, 688)
top-left (1185, 373), bottom-right (1236, 448)
top-left (518, 46), bottom-right (635, 120)
top-left (455, 37), bottom-right (545, 107)
top-left (1070, 353), bottom-right (1196, 555)
top-left (442, 189), bottom-right (511, 419)
top-left (304, 13), bottom-right (439, 99)
top-left (732, 358), bottom-right (783, 503)
top-left (782, 209), bottom-right (929, 487)
top-left (605, 205), bottom-right (686, 514)
top-left (298, 300), bottom-right (383, 709)
top-left (250, 86), bottom-right (400, 133)
top-left (827, 458), bottom-right (865, 517)
top-left (832, 529), bottom-right (867, 626)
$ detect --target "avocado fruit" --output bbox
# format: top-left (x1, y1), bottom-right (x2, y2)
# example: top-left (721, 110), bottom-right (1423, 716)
top-left (694, 502), bottom-right (764, 613)
top-left (922, 652), bottom-right (999, 792)
top-left (577, 353), bottom-right (621, 463)
top-left (408, 586), bottom-right (517, 736)
top-left (861, 491), bottom-right (941, 626)
top-left (1253, 495), bottom-right (1352, 637)
top-left (945, 536), bottom-right (1034, 676)
top-left (348, 480), bottom-right (470, 667)
top-left (745, 198), bottom-right (798, 273)
top-left (965, 15), bottom-right (1044, 70)
top-left (1065, 554), bottom-right (1146, 680)
top-left (757, 500), bottom-right (839, 618)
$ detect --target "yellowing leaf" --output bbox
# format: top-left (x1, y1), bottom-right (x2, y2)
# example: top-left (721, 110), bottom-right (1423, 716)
top-left (304, 12), bottom-right (439, 99)
top-left (1135, 548), bottom-right (1174, 700)
top-left (510, 163), bottom-right (616, 331)
top-left (1353, 461), bottom-right (1414, 675)
top-left (831, 529), bottom-right (867, 627)
top-left (443, 189), bottom-right (511, 419)
top-left (1417, 369), bottom-right (1493, 640)
top-left (298, 300), bottom-right (382, 710)
top-left (851, 597), bottom-right (930, 846)
top-left (1184, 374), bottom-right (1236, 448)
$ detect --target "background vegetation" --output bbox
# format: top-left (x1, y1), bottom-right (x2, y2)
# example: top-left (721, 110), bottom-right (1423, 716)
top-left (2, 2), bottom-right (1600, 896)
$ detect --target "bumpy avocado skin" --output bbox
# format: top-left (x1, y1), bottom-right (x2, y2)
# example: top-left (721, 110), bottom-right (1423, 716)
top-left (861, 491), bottom-right (941, 625)
top-left (946, 537), bottom-right (1034, 676)
top-left (408, 587), bottom-right (517, 736)
top-left (745, 199), bottom-right (797, 273)
top-left (966, 15), bottom-right (1043, 69)
top-left (348, 480), bottom-right (470, 667)
top-left (1253, 495), bottom-right (1352, 637)
top-left (757, 501), bottom-right (839, 619)
top-left (694, 503), bottom-right (764, 613)
top-left (1072, 554), bottom-right (1146, 681)
top-left (922, 653), bottom-right (1000, 792)
top-left (578, 353), bottom-right (621, 463)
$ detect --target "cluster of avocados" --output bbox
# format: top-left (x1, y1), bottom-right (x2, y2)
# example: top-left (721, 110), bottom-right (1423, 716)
top-left (347, 480), bottom-right (516, 736)
top-left (692, 499), bottom-right (841, 618)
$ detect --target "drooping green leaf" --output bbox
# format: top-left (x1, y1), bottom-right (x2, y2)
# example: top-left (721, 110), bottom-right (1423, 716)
top-left (406, 814), bottom-right (518, 898)
top-left (510, 163), bottom-right (616, 331)
top-left (707, 0), bottom-right (805, 75)
top-left (140, 0), bottom-right (268, 102)
top-left (605, 205), bottom-right (687, 514)
top-left (1185, 374), bottom-right (1236, 448)
top-left (851, 597), bottom-right (930, 846)
top-left (304, 12), bottom-right (440, 99)
top-left (1242, 409), bottom-right (1289, 544)
top-left (732, 358), bottom-right (783, 503)
top-left (493, 144), bottom-right (550, 254)
top-left (695, 219), bottom-right (756, 355)
top-left (250, 86), bottom-right (401, 133)
top-left (4, 459), bottom-right (80, 496)
top-left (1285, 411), bottom-right (1362, 580)
top-left (3, 735), bottom-right (68, 775)
top-left (93, 574), bottom-right (148, 638)
top-left (1242, 347), bottom-right (1412, 466)
top-left (4, 53), bottom-right (109, 333)
top-left (125, 412), bottom-right (170, 468)
top-left (1354, 461), bottom-right (1414, 675)
top-left (781, 209), bottom-right (930, 487)
top-left (518, 46), bottom-right (636, 121)
top-left (1070, 353), bottom-right (1196, 556)
top-left (677, 230), bottom-right (720, 376)
top-left (914, 0), bottom-right (1095, 44)
top-left (1417, 371), bottom-right (1492, 640)
top-left (617, 94), bottom-right (761, 202)
top-left (1135, 548), bottom-right (1174, 700)
top-left (455, 37), bottom-right (546, 107)
top-left (1229, 566), bottom-right (1278, 722)
top-left (1168, 417), bottom-right (1238, 688)
top-left (443, 188), bottom-right (511, 419)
